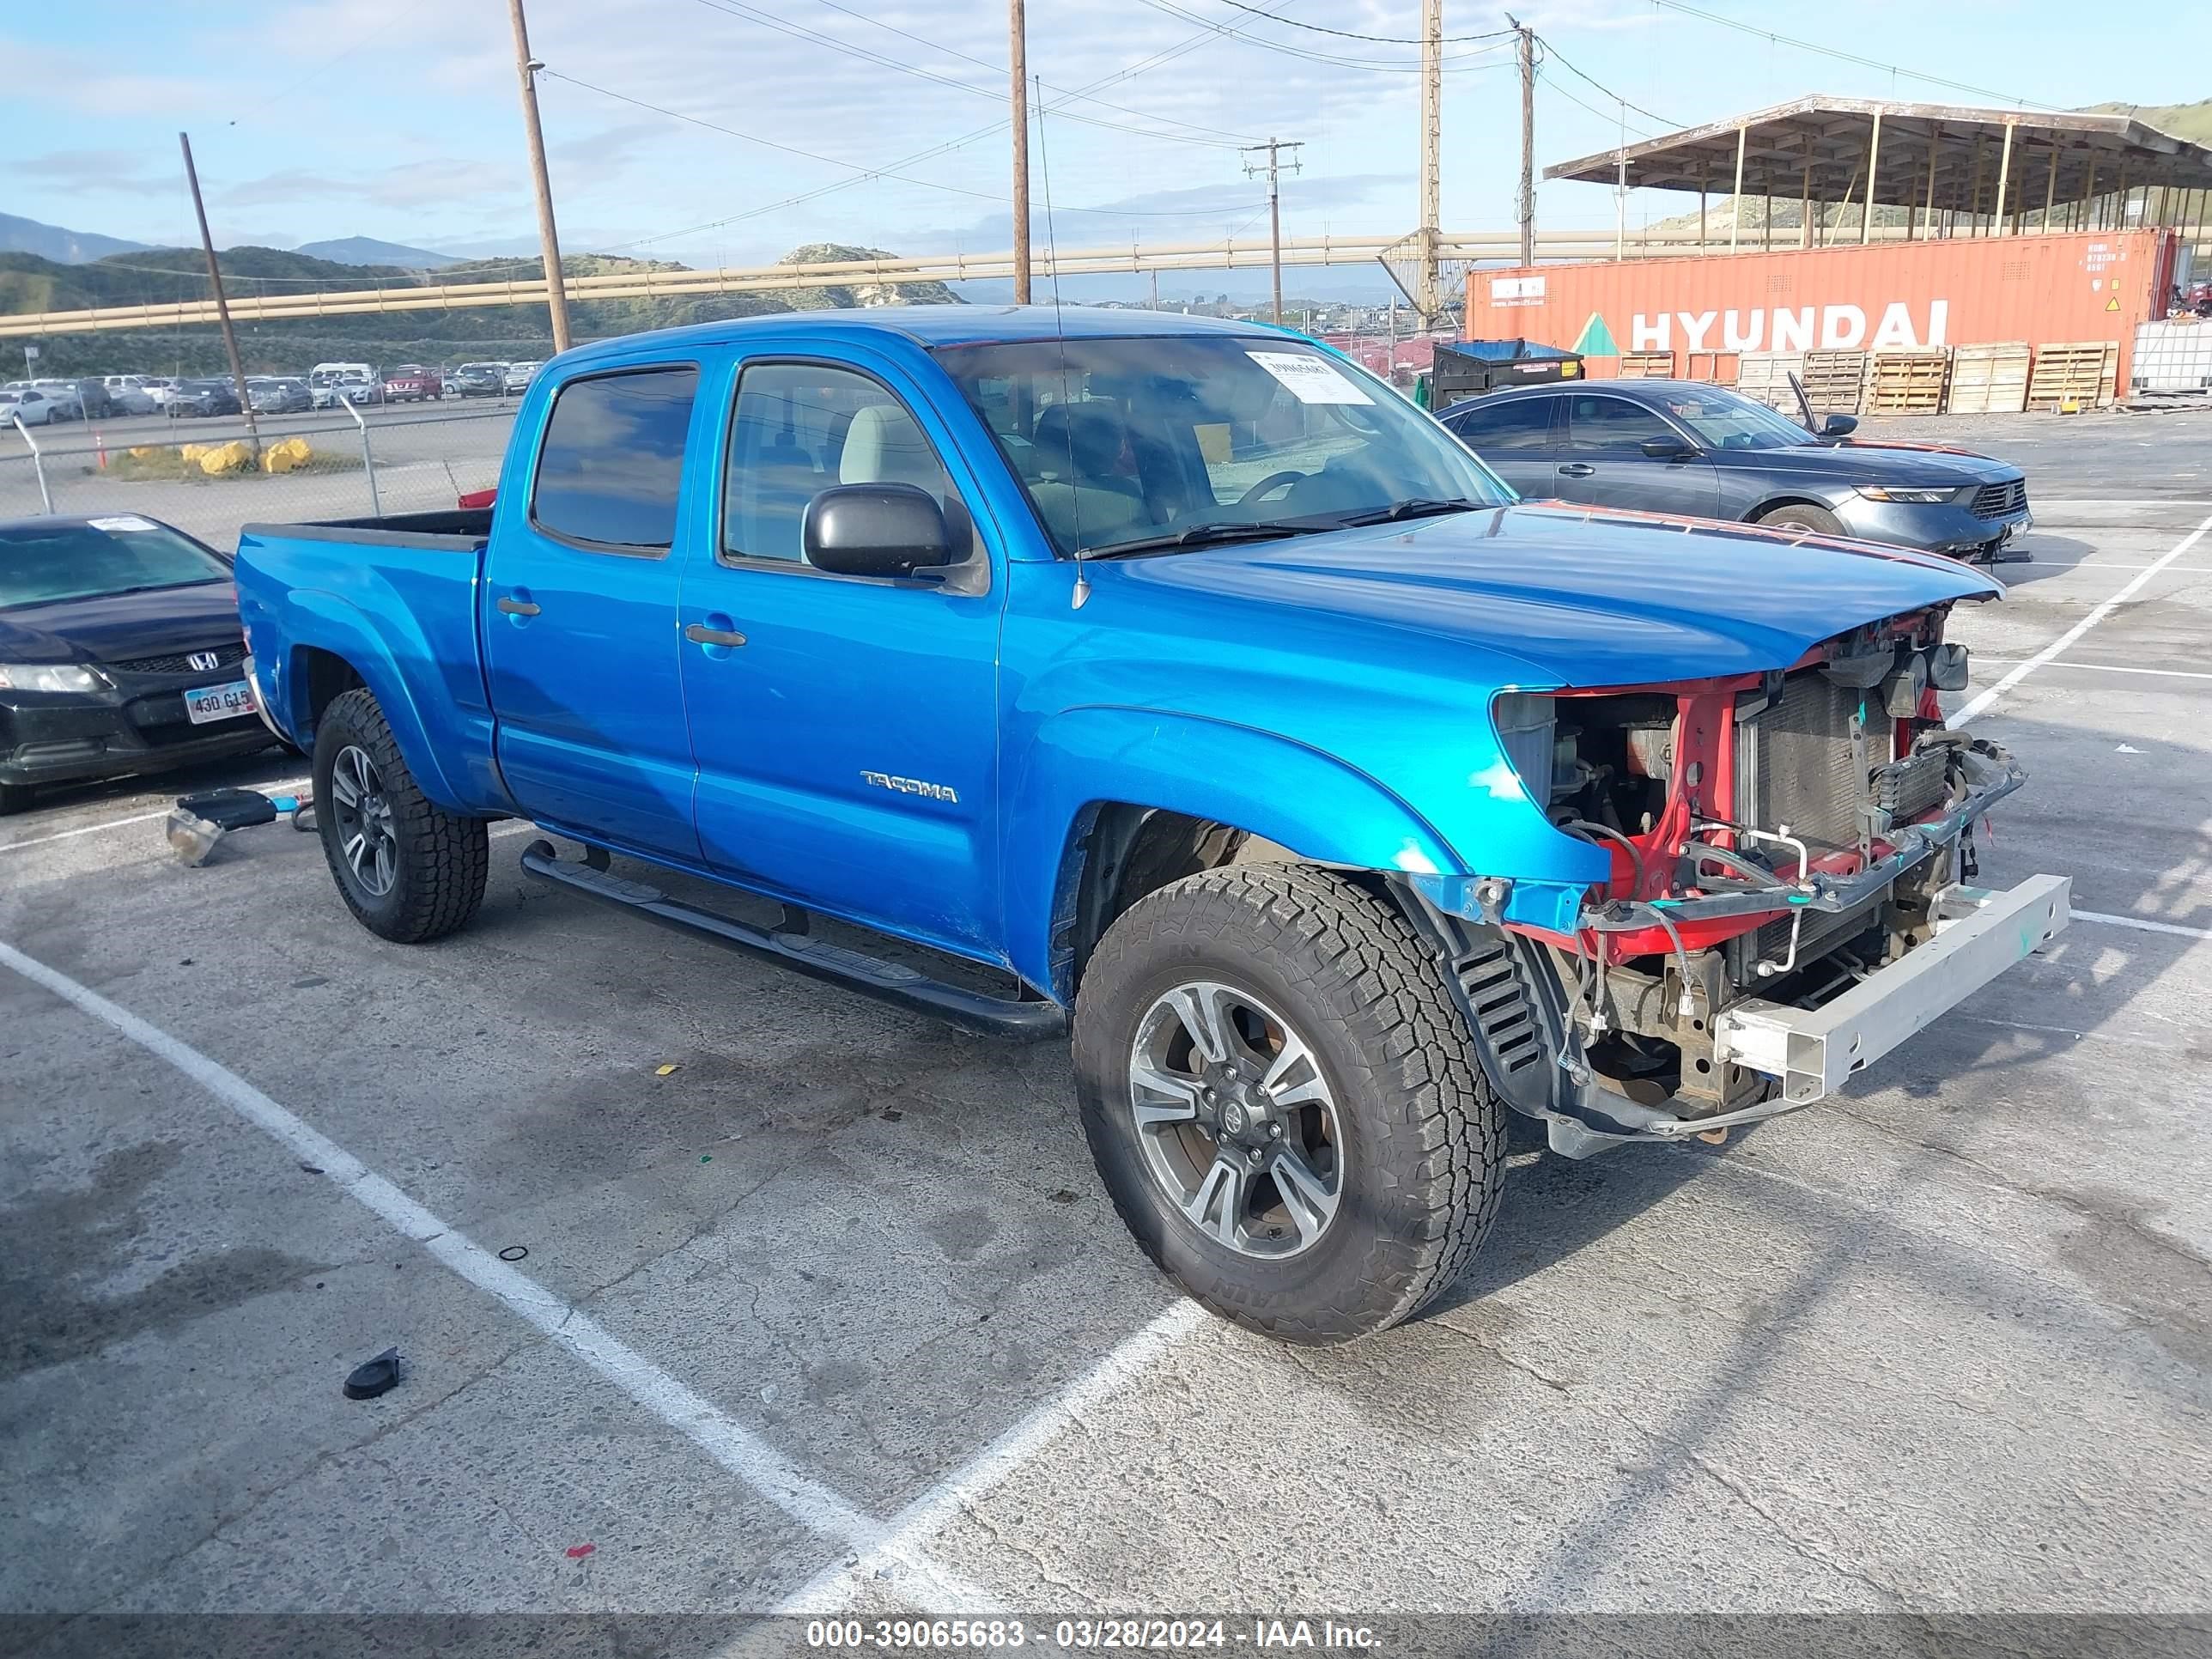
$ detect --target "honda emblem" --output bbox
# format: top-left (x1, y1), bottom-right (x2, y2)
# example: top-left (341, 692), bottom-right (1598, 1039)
top-left (187, 651), bottom-right (222, 672)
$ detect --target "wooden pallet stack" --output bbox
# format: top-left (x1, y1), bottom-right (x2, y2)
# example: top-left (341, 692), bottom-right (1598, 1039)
top-left (1735, 352), bottom-right (1806, 410)
top-left (1618, 351), bottom-right (1675, 378)
top-left (1947, 343), bottom-right (2032, 415)
top-left (1799, 350), bottom-right (1869, 415)
top-left (1863, 349), bottom-right (1953, 415)
top-left (2026, 342), bottom-right (2120, 410)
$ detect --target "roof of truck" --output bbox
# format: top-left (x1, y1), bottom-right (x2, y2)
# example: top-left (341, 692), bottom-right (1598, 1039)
top-left (562, 304), bottom-right (1298, 363)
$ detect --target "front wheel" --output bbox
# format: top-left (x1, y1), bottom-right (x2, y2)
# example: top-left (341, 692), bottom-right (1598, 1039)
top-left (1757, 501), bottom-right (1844, 535)
top-left (1073, 866), bottom-right (1506, 1343)
top-left (312, 688), bottom-right (489, 943)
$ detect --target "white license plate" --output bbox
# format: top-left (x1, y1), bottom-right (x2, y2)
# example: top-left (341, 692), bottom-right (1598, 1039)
top-left (183, 679), bottom-right (257, 725)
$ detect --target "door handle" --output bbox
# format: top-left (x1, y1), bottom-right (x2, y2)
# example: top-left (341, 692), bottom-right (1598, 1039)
top-left (1557, 463), bottom-right (1595, 478)
top-left (684, 623), bottom-right (748, 648)
top-left (495, 596), bottom-right (541, 617)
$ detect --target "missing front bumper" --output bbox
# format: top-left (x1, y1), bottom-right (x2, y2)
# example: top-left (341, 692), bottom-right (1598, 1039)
top-left (1711, 873), bottom-right (2071, 1115)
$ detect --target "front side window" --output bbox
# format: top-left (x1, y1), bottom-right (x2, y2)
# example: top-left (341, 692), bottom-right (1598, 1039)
top-left (933, 336), bottom-right (1508, 557)
top-left (531, 367), bottom-right (699, 552)
top-left (1565, 396), bottom-right (1680, 452)
top-left (722, 362), bottom-right (958, 565)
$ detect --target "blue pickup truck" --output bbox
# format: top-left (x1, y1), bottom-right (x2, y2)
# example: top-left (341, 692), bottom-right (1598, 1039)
top-left (235, 307), bottom-right (2068, 1342)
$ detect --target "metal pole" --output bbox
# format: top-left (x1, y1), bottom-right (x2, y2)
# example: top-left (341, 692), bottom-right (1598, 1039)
top-left (1616, 144), bottom-right (1628, 261)
top-left (507, 0), bottom-right (572, 352)
top-left (1009, 0), bottom-right (1030, 305)
top-left (1862, 108), bottom-right (1883, 245)
top-left (1923, 123), bottom-right (1941, 240)
top-left (1801, 156), bottom-right (1811, 249)
top-left (2042, 143), bottom-right (2057, 232)
top-left (1698, 166), bottom-right (1709, 252)
top-left (1729, 125), bottom-right (1747, 251)
top-left (1417, 0), bottom-right (1442, 324)
top-left (1243, 139), bottom-right (1300, 327)
top-left (1511, 16), bottom-right (1535, 268)
top-left (178, 132), bottom-right (260, 460)
top-left (341, 394), bottom-right (381, 518)
top-left (1992, 119), bottom-right (2014, 239)
top-left (10, 414), bottom-right (52, 514)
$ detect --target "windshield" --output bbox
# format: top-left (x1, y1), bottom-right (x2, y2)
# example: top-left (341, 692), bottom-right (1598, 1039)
top-left (1653, 386), bottom-right (1817, 451)
top-left (933, 335), bottom-right (1510, 556)
top-left (1, 519), bottom-right (228, 609)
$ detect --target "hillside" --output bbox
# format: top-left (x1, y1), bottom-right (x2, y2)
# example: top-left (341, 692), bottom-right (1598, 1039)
top-left (0, 211), bottom-right (152, 264)
top-left (294, 236), bottom-right (471, 269)
top-left (0, 244), bottom-right (959, 376)
top-left (2084, 98), bottom-right (2212, 145)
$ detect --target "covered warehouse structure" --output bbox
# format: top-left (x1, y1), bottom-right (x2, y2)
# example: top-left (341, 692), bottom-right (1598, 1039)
top-left (1544, 96), bottom-right (2212, 252)
top-left (1462, 99), bottom-right (2212, 409)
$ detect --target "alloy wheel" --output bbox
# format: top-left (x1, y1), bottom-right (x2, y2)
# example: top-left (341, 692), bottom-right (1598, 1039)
top-left (328, 744), bottom-right (398, 897)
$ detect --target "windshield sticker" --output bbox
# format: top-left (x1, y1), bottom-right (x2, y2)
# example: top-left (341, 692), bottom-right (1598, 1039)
top-left (88, 515), bottom-right (158, 533)
top-left (1245, 350), bottom-right (1373, 406)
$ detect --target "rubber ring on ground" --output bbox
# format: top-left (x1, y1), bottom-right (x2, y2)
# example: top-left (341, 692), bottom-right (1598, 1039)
top-left (497, 1245), bottom-right (529, 1261)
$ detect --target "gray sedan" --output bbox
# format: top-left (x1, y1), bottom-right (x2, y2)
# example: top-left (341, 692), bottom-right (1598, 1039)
top-left (1440, 380), bottom-right (2030, 559)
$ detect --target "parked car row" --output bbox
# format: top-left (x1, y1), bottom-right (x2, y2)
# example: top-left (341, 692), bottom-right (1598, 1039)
top-left (3, 361), bottom-right (550, 426)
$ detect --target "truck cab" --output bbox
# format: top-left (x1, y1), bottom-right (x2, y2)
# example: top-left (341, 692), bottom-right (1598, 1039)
top-left (234, 307), bottom-right (2067, 1343)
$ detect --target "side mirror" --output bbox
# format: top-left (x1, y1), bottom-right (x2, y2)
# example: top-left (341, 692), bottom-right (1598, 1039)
top-left (1640, 434), bottom-right (1698, 459)
top-left (803, 483), bottom-right (954, 579)
top-left (1820, 413), bottom-right (1858, 438)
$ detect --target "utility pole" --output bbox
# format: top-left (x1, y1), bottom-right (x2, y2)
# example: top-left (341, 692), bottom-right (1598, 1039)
top-left (1510, 15), bottom-right (1535, 268)
top-left (1010, 0), bottom-right (1031, 304)
top-left (1243, 137), bottom-right (1303, 326)
top-left (507, 0), bottom-right (571, 353)
top-left (1417, 0), bottom-right (1443, 326)
top-left (177, 132), bottom-right (259, 459)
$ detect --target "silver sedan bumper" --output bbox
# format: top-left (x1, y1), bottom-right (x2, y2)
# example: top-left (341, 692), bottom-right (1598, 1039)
top-left (1711, 873), bottom-right (2071, 1115)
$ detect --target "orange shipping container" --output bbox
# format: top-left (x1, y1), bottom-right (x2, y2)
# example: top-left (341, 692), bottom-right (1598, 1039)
top-left (1463, 229), bottom-right (2177, 392)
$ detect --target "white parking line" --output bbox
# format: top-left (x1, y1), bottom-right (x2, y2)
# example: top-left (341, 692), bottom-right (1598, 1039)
top-left (0, 937), bottom-right (997, 1613)
top-left (1973, 658), bottom-right (2212, 683)
top-left (1952, 509), bottom-right (2212, 726)
top-left (775, 1300), bottom-right (1209, 1614)
top-left (2075, 908), bottom-right (2212, 941)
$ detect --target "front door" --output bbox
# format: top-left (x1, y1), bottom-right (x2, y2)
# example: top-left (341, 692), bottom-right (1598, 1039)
top-left (679, 354), bottom-right (1006, 957)
top-left (482, 363), bottom-right (704, 861)
top-left (1554, 392), bottom-right (1721, 517)
top-left (1439, 392), bottom-right (1561, 498)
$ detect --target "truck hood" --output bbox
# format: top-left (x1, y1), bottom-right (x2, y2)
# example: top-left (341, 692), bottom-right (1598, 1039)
top-left (1119, 502), bottom-right (1997, 687)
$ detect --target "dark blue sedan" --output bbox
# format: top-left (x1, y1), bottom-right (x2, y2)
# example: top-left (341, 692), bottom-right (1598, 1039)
top-left (1440, 379), bottom-right (2031, 560)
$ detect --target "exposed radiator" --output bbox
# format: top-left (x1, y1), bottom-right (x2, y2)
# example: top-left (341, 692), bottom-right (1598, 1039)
top-left (1737, 672), bottom-right (1892, 851)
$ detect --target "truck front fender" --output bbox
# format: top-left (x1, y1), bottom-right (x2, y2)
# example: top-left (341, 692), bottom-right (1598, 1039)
top-left (1003, 705), bottom-right (1463, 996)
top-left (266, 588), bottom-right (501, 815)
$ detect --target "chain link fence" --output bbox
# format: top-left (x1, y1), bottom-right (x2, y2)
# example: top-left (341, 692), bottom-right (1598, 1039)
top-left (0, 404), bottom-right (516, 550)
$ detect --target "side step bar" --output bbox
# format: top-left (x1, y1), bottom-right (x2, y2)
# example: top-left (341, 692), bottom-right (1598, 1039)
top-left (519, 840), bottom-right (1066, 1039)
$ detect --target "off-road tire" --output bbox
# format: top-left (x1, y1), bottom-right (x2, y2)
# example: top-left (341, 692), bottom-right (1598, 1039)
top-left (1073, 865), bottom-right (1507, 1343)
top-left (313, 687), bottom-right (488, 944)
top-left (1757, 501), bottom-right (1844, 536)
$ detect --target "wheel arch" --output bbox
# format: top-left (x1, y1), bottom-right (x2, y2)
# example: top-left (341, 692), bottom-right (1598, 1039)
top-left (1006, 708), bottom-right (1463, 1001)
top-left (1745, 493), bottom-right (1841, 524)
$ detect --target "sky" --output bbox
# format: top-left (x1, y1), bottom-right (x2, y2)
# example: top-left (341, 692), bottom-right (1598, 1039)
top-left (7, 0), bottom-right (2205, 274)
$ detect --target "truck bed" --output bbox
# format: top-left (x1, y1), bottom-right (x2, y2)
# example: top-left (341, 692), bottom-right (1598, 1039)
top-left (237, 507), bottom-right (493, 550)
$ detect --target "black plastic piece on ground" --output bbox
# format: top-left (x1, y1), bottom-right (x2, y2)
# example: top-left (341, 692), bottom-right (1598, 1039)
top-left (343, 1347), bottom-right (402, 1400)
top-left (519, 839), bottom-right (1066, 1039)
top-left (173, 787), bottom-right (279, 830)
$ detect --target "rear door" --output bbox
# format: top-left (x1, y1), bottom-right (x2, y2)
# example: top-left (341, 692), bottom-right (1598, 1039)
top-left (481, 363), bottom-right (705, 861)
top-left (1438, 393), bottom-right (1560, 498)
top-left (1555, 392), bottom-right (1721, 517)
top-left (678, 349), bottom-right (1006, 956)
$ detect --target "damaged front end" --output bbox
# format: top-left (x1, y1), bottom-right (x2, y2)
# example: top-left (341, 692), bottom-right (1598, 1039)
top-left (1405, 615), bottom-right (2070, 1158)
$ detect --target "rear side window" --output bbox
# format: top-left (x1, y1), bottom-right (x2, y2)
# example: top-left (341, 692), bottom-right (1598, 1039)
top-left (1445, 397), bottom-right (1554, 450)
top-left (531, 368), bottom-right (699, 552)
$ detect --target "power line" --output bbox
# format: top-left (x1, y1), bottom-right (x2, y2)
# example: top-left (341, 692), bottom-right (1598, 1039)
top-left (1133, 0), bottom-right (1515, 73)
top-left (802, 0), bottom-right (1261, 145)
top-left (1539, 70), bottom-right (1662, 141)
top-left (1532, 34), bottom-right (1680, 131)
top-left (1198, 0), bottom-right (1513, 46)
top-left (1646, 0), bottom-right (2051, 108)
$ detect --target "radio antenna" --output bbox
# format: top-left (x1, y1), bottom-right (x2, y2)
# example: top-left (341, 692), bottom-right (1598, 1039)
top-left (1035, 74), bottom-right (1089, 609)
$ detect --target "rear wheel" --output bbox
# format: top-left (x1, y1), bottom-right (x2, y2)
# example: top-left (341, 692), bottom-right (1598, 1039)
top-left (312, 688), bottom-right (488, 943)
top-left (1757, 501), bottom-right (1844, 535)
top-left (1073, 866), bottom-right (1505, 1343)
